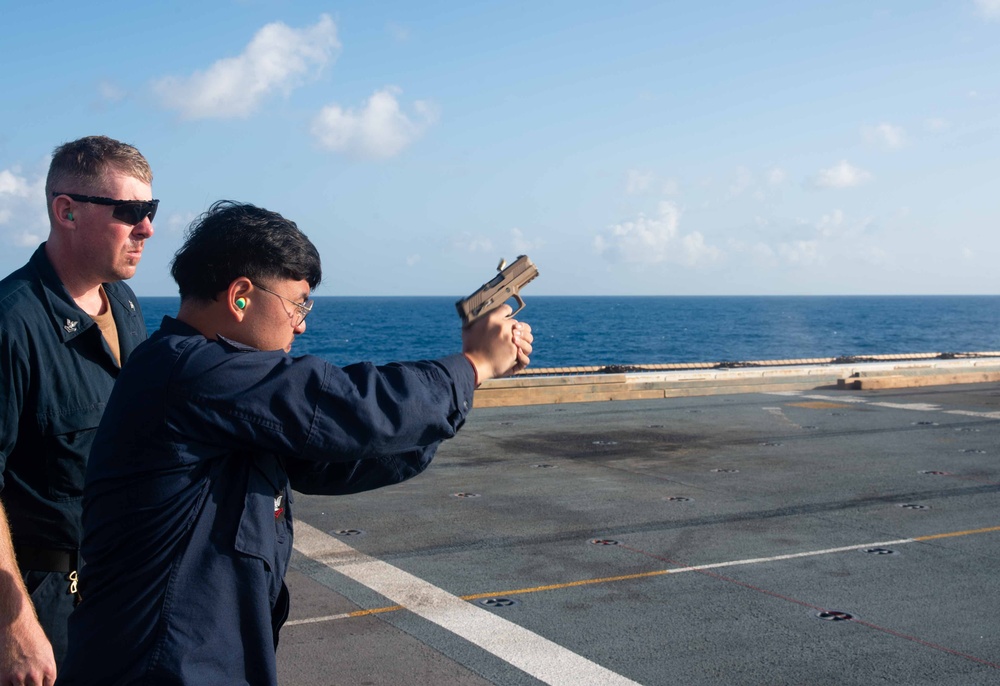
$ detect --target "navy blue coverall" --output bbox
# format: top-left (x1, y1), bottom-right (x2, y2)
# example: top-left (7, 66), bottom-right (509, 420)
top-left (59, 316), bottom-right (476, 685)
top-left (0, 244), bottom-right (146, 664)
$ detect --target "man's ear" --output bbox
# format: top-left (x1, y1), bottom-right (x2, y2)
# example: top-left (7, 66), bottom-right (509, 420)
top-left (227, 278), bottom-right (254, 319)
top-left (51, 194), bottom-right (75, 229)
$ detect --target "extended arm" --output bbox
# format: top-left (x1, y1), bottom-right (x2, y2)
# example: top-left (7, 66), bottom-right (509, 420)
top-left (287, 444), bottom-right (437, 496)
top-left (148, 306), bottom-right (533, 469)
top-left (288, 306), bottom-right (533, 494)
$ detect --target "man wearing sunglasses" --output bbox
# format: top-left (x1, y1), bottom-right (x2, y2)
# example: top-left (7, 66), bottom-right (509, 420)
top-left (58, 200), bottom-right (532, 686)
top-left (0, 136), bottom-right (154, 685)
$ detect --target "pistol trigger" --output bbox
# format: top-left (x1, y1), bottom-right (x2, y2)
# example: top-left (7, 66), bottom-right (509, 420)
top-left (497, 258), bottom-right (507, 272)
top-left (509, 294), bottom-right (525, 318)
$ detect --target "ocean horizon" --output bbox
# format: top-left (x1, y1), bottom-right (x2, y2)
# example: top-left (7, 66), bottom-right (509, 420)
top-left (136, 295), bottom-right (1000, 370)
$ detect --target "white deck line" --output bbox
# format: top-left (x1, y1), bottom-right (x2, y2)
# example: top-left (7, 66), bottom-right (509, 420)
top-left (293, 521), bottom-right (642, 686)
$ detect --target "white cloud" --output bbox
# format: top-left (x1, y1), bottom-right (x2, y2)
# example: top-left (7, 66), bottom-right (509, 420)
top-left (0, 169), bottom-right (33, 197)
top-left (166, 211), bottom-right (198, 233)
top-left (406, 254), bottom-right (421, 266)
top-left (862, 123), bottom-right (906, 149)
top-left (777, 240), bottom-right (821, 265)
top-left (924, 117), bottom-right (949, 131)
top-left (153, 15), bottom-right (340, 119)
top-left (625, 169), bottom-right (652, 195)
top-left (812, 209), bottom-right (873, 242)
top-left (511, 227), bottom-right (543, 253)
top-left (0, 167), bottom-right (47, 246)
top-left (98, 81), bottom-right (126, 104)
top-left (730, 238), bottom-right (780, 265)
top-left (816, 209), bottom-right (845, 237)
top-left (974, 0), bottom-right (1000, 20)
top-left (750, 242), bottom-right (775, 262)
top-left (728, 167), bottom-right (753, 197)
top-left (594, 201), bottom-right (720, 266)
top-left (733, 208), bottom-right (878, 269)
top-left (662, 178), bottom-right (680, 196)
top-left (720, 167), bottom-right (787, 202)
top-left (811, 160), bottom-right (872, 189)
top-left (452, 233), bottom-right (493, 254)
top-left (680, 231), bottom-right (721, 264)
top-left (13, 230), bottom-right (42, 247)
top-left (312, 87), bottom-right (439, 159)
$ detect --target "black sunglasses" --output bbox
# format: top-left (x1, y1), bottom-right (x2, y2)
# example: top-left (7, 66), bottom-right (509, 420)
top-left (53, 192), bottom-right (159, 225)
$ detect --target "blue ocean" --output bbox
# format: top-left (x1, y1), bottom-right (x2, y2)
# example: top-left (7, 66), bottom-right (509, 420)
top-left (137, 296), bottom-right (1000, 369)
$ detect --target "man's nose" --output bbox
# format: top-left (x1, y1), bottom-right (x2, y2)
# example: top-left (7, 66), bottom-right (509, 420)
top-left (133, 215), bottom-right (155, 239)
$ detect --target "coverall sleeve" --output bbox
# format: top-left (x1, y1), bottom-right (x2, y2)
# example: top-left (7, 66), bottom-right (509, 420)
top-left (285, 444), bottom-right (438, 496)
top-left (163, 345), bottom-right (475, 468)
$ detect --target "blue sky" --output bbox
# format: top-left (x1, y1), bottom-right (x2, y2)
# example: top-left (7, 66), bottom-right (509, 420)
top-left (1, 1), bottom-right (998, 296)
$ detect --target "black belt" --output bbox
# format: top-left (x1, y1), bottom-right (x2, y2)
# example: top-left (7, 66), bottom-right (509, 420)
top-left (15, 546), bottom-right (77, 573)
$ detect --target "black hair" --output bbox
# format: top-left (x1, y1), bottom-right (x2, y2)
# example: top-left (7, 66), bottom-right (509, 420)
top-left (170, 200), bottom-right (322, 301)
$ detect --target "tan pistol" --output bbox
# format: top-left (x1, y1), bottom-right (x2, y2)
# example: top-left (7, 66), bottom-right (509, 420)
top-left (455, 255), bottom-right (539, 325)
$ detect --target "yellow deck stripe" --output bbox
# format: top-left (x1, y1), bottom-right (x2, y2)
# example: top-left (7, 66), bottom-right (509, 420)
top-left (292, 524), bottom-right (1000, 625)
top-left (913, 525), bottom-right (1000, 541)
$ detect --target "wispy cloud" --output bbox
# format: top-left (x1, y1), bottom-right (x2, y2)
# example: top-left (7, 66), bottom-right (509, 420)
top-left (816, 209), bottom-right (845, 238)
top-left (811, 160), bottom-right (873, 189)
top-left (723, 166), bottom-right (786, 201)
top-left (153, 15), bottom-right (340, 120)
top-left (735, 208), bottom-right (876, 269)
top-left (95, 81), bottom-right (126, 107)
top-left (974, 0), bottom-right (1000, 20)
top-left (862, 122), bottom-right (906, 149)
top-left (594, 201), bottom-right (720, 266)
top-left (924, 117), bottom-right (950, 131)
top-left (451, 232), bottom-right (494, 254)
top-left (624, 171), bottom-right (682, 196)
top-left (777, 240), bottom-right (821, 265)
top-left (766, 167), bottom-right (787, 186)
top-left (387, 22), bottom-right (411, 42)
top-left (511, 227), bottom-right (543, 253)
top-left (625, 169), bottom-right (653, 195)
top-left (734, 236), bottom-right (823, 268)
top-left (311, 87), bottom-right (439, 159)
top-left (728, 167), bottom-right (753, 197)
top-left (165, 211), bottom-right (199, 233)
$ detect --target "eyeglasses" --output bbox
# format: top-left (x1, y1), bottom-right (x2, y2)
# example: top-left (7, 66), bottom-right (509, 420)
top-left (53, 192), bottom-right (159, 225)
top-left (252, 283), bottom-right (314, 326)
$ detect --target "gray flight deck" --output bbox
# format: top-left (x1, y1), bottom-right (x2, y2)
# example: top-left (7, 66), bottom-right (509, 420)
top-left (277, 379), bottom-right (1000, 685)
